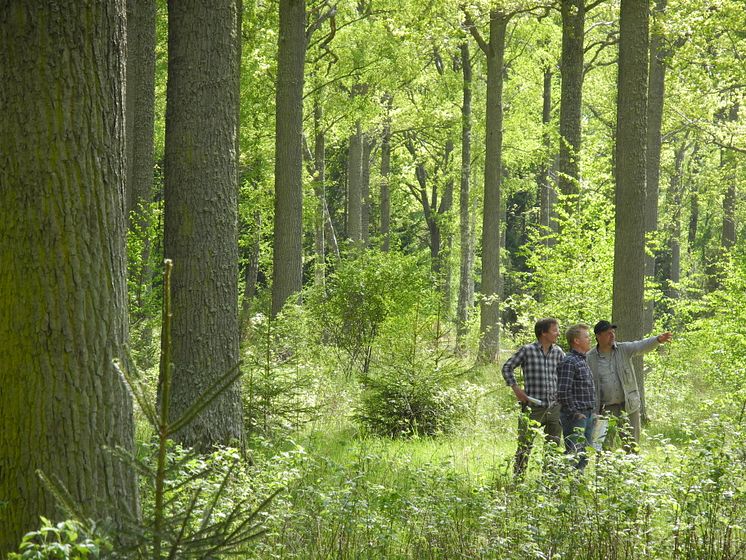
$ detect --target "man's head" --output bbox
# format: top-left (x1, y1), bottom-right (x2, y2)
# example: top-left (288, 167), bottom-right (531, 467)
top-left (594, 320), bottom-right (617, 350)
top-left (566, 323), bottom-right (591, 354)
top-left (535, 318), bottom-right (559, 345)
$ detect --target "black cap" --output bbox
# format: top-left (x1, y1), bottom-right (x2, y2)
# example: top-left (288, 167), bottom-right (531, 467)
top-left (594, 320), bottom-right (617, 335)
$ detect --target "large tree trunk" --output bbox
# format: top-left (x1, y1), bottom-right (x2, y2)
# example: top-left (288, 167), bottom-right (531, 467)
top-left (164, 0), bottom-right (243, 450)
top-left (558, 0), bottom-right (585, 199)
top-left (271, 0), bottom-right (306, 316)
top-left (380, 94), bottom-right (393, 252)
top-left (612, 0), bottom-right (649, 418)
top-left (643, 0), bottom-right (667, 338)
top-left (125, 0), bottom-right (157, 218)
top-left (478, 11), bottom-right (507, 363)
top-left (347, 122), bottom-right (363, 243)
top-left (457, 41), bottom-right (474, 343)
top-left (0, 2), bottom-right (139, 553)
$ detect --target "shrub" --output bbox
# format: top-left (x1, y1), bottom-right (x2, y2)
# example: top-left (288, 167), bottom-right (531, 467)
top-left (8, 518), bottom-right (112, 560)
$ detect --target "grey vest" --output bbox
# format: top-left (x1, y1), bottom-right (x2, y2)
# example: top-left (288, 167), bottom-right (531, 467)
top-left (587, 336), bottom-right (660, 414)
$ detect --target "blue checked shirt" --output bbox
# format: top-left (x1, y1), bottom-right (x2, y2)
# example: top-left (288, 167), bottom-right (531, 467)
top-left (557, 349), bottom-right (595, 414)
top-left (502, 342), bottom-right (565, 404)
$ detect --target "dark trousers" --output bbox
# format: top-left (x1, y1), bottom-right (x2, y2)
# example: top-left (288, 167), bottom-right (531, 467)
top-left (514, 402), bottom-right (562, 477)
top-left (560, 407), bottom-right (595, 470)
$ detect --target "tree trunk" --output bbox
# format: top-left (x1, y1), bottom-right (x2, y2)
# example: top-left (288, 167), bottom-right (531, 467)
top-left (240, 211), bottom-right (262, 336)
top-left (720, 104), bottom-right (739, 253)
top-left (271, 0), bottom-right (306, 316)
top-left (538, 64), bottom-right (557, 242)
top-left (478, 11), bottom-right (507, 363)
top-left (313, 96), bottom-right (326, 288)
top-left (558, 0), bottom-right (585, 199)
top-left (164, 0), bottom-right (243, 450)
top-left (125, 0), bottom-right (157, 218)
top-left (381, 94), bottom-right (393, 252)
top-left (457, 41), bottom-right (474, 343)
top-left (0, 2), bottom-right (139, 553)
top-left (347, 122), bottom-right (363, 243)
top-left (668, 142), bottom-right (688, 294)
top-left (362, 134), bottom-right (373, 247)
top-left (643, 0), bottom-right (667, 338)
top-left (612, 0), bottom-right (649, 418)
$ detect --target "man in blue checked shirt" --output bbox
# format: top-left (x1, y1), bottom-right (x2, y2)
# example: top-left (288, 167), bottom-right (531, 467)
top-left (557, 323), bottom-right (595, 471)
top-left (502, 318), bottom-right (564, 477)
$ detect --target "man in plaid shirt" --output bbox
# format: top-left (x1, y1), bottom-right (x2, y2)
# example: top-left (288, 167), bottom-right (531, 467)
top-left (557, 323), bottom-right (595, 470)
top-left (502, 318), bottom-right (564, 477)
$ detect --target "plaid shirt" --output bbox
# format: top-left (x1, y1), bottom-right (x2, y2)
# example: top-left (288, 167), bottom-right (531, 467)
top-left (557, 349), bottom-right (595, 414)
top-left (502, 342), bottom-right (564, 404)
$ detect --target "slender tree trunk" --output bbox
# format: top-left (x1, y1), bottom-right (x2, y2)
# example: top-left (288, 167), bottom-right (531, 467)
top-left (240, 211), bottom-right (262, 336)
top-left (478, 11), bottom-right (507, 363)
top-left (457, 42), bottom-right (474, 343)
top-left (362, 134), bottom-right (373, 247)
top-left (643, 0), bottom-right (667, 338)
top-left (381, 94), bottom-right (393, 252)
top-left (313, 97), bottom-right (326, 288)
top-left (720, 104), bottom-right (739, 253)
top-left (538, 64), bottom-right (557, 242)
top-left (164, 0), bottom-right (243, 450)
top-left (558, 0), bottom-right (585, 199)
top-left (442, 143), bottom-right (455, 318)
top-left (0, 2), bottom-right (139, 553)
top-left (271, 0), bottom-right (306, 316)
top-left (668, 142), bottom-right (688, 294)
top-left (612, 0), bottom-right (649, 417)
top-left (347, 122), bottom-right (363, 243)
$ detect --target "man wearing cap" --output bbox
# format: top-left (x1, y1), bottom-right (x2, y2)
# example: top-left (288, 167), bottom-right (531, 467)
top-left (587, 320), bottom-right (673, 451)
top-left (502, 318), bottom-right (564, 477)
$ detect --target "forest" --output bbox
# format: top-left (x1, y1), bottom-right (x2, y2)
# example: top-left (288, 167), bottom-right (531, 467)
top-left (1, 0), bottom-right (744, 558)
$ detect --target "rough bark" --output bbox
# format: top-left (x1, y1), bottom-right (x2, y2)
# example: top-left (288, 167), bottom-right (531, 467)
top-left (164, 0), bottom-right (243, 449)
top-left (476, 11), bottom-right (507, 363)
top-left (271, 0), bottom-right (306, 316)
top-left (125, 0), bottom-right (157, 218)
top-left (612, 0), bottom-right (649, 416)
top-left (457, 41), bottom-right (474, 342)
top-left (0, 2), bottom-right (139, 553)
top-left (643, 0), bottom-right (667, 337)
top-left (558, 0), bottom-right (585, 199)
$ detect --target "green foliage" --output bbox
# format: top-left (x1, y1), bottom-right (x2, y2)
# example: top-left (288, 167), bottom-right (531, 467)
top-left (355, 303), bottom-right (477, 437)
top-left (8, 519), bottom-right (112, 560)
top-left (306, 249), bottom-right (431, 374)
top-left (505, 190), bottom-right (614, 337)
top-left (242, 305), bottom-right (325, 437)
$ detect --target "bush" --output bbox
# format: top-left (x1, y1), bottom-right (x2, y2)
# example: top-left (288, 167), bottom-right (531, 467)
top-left (8, 518), bottom-right (112, 560)
top-left (306, 249), bottom-right (430, 375)
top-left (354, 306), bottom-right (475, 437)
